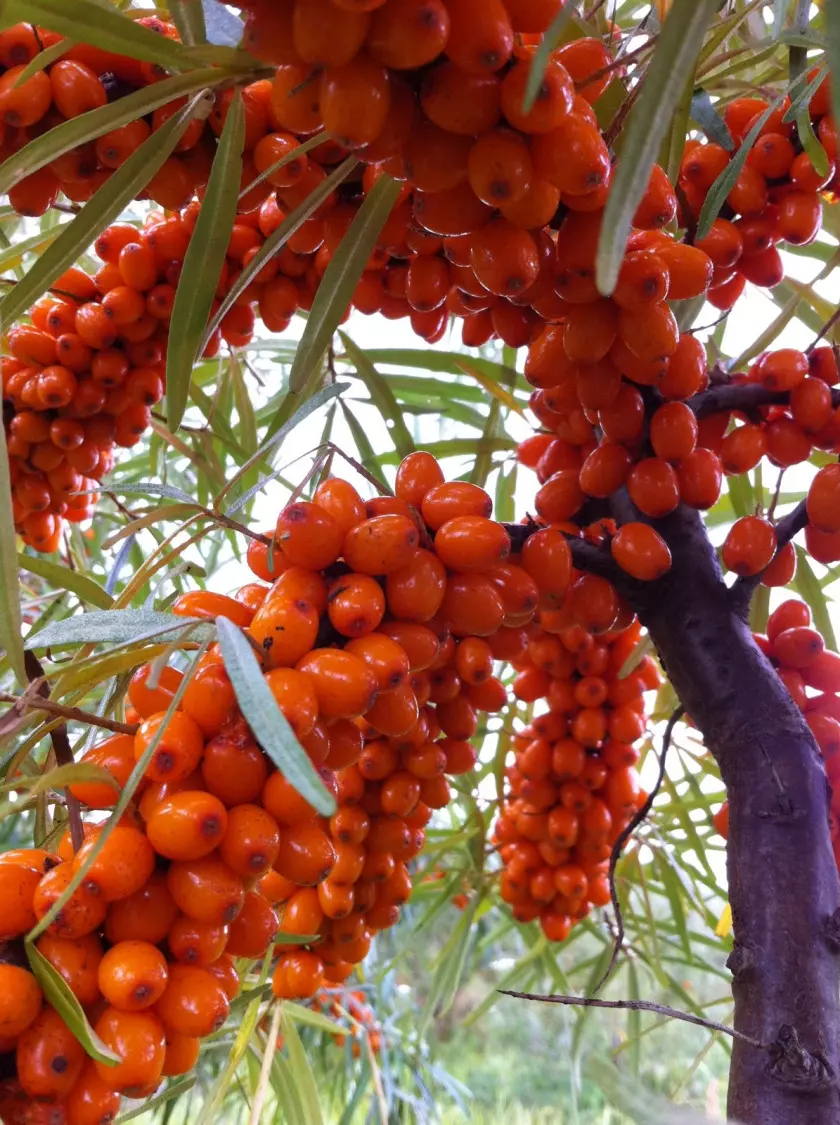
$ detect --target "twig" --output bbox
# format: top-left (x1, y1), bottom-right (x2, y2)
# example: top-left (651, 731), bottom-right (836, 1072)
top-left (497, 990), bottom-right (765, 1050)
top-left (592, 706), bottom-right (685, 996)
top-left (731, 500), bottom-right (808, 619)
top-left (0, 691), bottom-right (139, 737)
top-left (503, 521), bottom-right (634, 592)
top-left (807, 306), bottom-right (840, 352)
top-left (24, 653), bottom-right (85, 852)
top-left (688, 383), bottom-right (840, 419)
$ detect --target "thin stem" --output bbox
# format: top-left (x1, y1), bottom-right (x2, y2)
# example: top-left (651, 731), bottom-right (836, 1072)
top-left (592, 706), bottom-right (685, 996)
top-left (498, 991), bottom-right (766, 1050)
top-left (0, 690), bottom-right (139, 737)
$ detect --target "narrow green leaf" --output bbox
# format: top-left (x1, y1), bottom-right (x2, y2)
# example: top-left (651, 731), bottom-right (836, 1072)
top-left (0, 90), bottom-right (214, 327)
top-left (282, 1010), bottom-right (324, 1125)
top-left (523, 3), bottom-right (580, 112)
top-left (339, 333), bottom-right (416, 458)
top-left (170, 0), bottom-right (207, 44)
top-left (204, 157), bottom-right (357, 349)
top-left (26, 941), bottom-right (121, 1066)
top-left (217, 618), bottom-right (336, 815)
top-left (750, 582), bottom-right (771, 634)
top-left (0, 422), bottom-right (25, 686)
top-left (0, 68), bottom-right (225, 196)
top-left (284, 1001), bottom-right (345, 1036)
top-left (339, 400), bottom-right (389, 488)
top-left (826, 0), bottom-right (840, 150)
top-left (167, 91), bottom-right (245, 432)
top-left (18, 554), bottom-right (112, 609)
top-left (14, 36), bottom-right (74, 84)
top-left (25, 609), bottom-right (210, 651)
top-left (2, 0), bottom-right (193, 68)
top-left (690, 89), bottom-right (734, 150)
top-left (596, 0), bottom-right (718, 294)
top-left (223, 382), bottom-right (350, 513)
top-left (421, 896), bottom-right (480, 1033)
top-left (774, 0), bottom-right (791, 39)
top-left (99, 481), bottom-right (197, 505)
top-left (794, 546), bottom-right (838, 649)
top-left (290, 174), bottom-right (402, 394)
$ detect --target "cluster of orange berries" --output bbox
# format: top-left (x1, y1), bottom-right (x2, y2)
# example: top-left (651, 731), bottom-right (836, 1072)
top-left (312, 987), bottom-right (385, 1055)
top-left (714, 597), bottom-right (840, 862)
top-left (3, 210), bottom-right (229, 552)
top-left (681, 83), bottom-right (834, 310)
top-left (493, 616), bottom-right (657, 941)
top-left (0, 452), bottom-right (567, 1122)
top-left (0, 18), bottom-right (229, 217)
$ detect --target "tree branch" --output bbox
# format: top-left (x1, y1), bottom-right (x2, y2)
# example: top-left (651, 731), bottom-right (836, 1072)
top-left (688, 382), bottom-right (840, 419)
top-left (0, 692), bottom-right (139, 737)
top-left (593, 706), bottom-right (685, 996)
top-left (498, 990), bottom-right (766, 1050)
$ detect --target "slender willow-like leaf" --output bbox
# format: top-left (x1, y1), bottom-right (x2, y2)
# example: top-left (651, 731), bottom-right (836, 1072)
top-left (170, 0), bottom-right (207, 44)
top-left (0, 90), bottom-right (213, 327)
top-left (217, 617), bottom-right (335, 815)
top-left (18, 555), bottom-right (113, 609)
top-left (26, 942), bottom-right (121, 1065)
top-left (339, 333), bottom-right (415, 458)
top-left (167, 91), bottom-right (245, 432)
top-left (0, 422), bottom-right (25, 686)
top-left (596, 0), bottom-right (718, 295)
top-left (0, 0), bottom-right (194, 67)
top-left (290, 174), bottom-right (402, 394)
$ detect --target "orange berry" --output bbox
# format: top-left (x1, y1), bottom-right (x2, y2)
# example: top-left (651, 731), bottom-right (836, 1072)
top-left (611, 523), bottom-right (672, 581)
top-left (98, 941), bottom-right (169, 1012)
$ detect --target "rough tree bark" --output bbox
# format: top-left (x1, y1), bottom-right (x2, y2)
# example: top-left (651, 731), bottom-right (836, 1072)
top-left (627, 503), bottom-right (840, 1125)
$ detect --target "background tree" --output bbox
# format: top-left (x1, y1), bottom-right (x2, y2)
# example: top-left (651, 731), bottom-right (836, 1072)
top-left (0, 2), bottom-right (840, 1124)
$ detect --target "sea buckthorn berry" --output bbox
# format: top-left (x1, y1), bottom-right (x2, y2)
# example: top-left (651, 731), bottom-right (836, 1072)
top-left (521, 527), bottom-right (573, 596)
top-left (440, 572), bottom-right (506, 636)
top-left (328, 573), bottom-right (386, 637)
top-left (167, 915), bottom-right (228, 967)
top-left (767, 600), bottom-right (811, 643)
top-left (98, 942), bottom-right (169, 1012)
top-left (226, 890), bottom-right (279, 957)
top-left (611, 523), bottom-right (672, 581)
top-left (275, 822), bottom-right (337, 886)
top-left (773, 626), bottom-right (825, 669)
top-left (200, 736), bottom-right (268, 808)
top-left (134, 711), bottom-right (205, 784)
top-left (0, 861), bottom-right (41, 938)
top-left (264, 667), bottom-right (320, 737)
top-left (249, 592), bottom-right (320, 669)
top-left (93, 1008), bottom-right (166, 1094)
top-left (469, 219), bottom-right (540, 296)
top-left (0, 964), bottom-right (42, 1039)
top-left (421, 482), bottom-right (492, 528)
top-left (501, 54), bottom-right (574, 134)
top-left (342, 514), bottom-right (420, 573)
top-left (296, 649), bottom-right (378, 718)
top-left (650, 402), bottom-right (699, 461)
top-left (445, 0), bottom-right (513, 72)
top-left (218, 804), bottom-right (281, 877)
top-left (74, 826), bottom-right (156, 903)
top-left (367, 0), bottom-right (451, 70)
top-left (757, 348), bottom-right (808, 391)
top-left (722, 517), bottom-right (778, 576)
top-left (344, 634), bottom-right (411, 694)
top-left (146, 791), bottom-right (228, 862)
top-left (626, 458), bottom-right (681, 518)
top-left (104, 872), bottom-right (179, 947)
top-left (16, 1005), bottom-right (85, 1102)
top-left (273, 951), bottom-right (325, 1000)
top-left (676, 449), bottom-right (723, 510)
top-left (154, 964), bottom-right (230, 1038)
top-left (807, 463), bottom-right (840, 533)
top-left (386, 549), bottom-right (447, 622)
top-left (433, 516), bottom-right (511, 570)
top-left (277, 501), bottom-right (343, 569)
top-left (312, 478), bottom-right (366, 535)
top-left (167, 854), bottom-right (245, 925)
